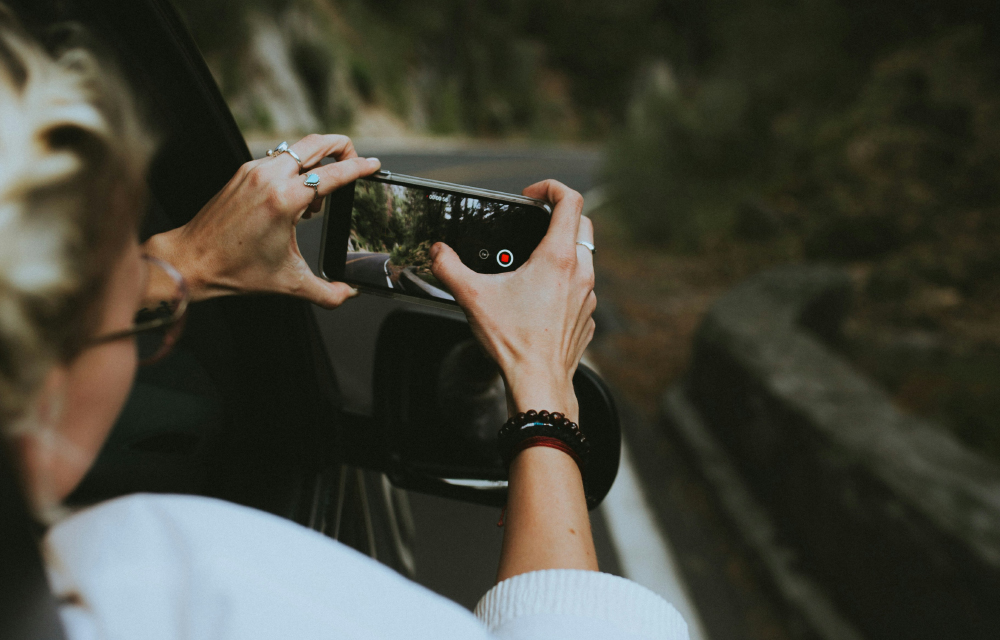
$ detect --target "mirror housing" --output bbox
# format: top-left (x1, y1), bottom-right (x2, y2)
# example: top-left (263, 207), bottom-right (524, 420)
top-left (358, 311), bottom-right (620, 509)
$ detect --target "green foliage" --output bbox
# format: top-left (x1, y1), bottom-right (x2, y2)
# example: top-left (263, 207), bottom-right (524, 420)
top-left (332, 0), bottom-right (556, 136)
top-left (603, 0), bottom-right (1000, 254)
top-left (351, 180), bottom-right (397, 253)
top-left (602, 0), bottom-right (857, 247)
top-left (604, 72), bottom-right (776, 248)
top-left (796, 26), bottom-right (1000, 306)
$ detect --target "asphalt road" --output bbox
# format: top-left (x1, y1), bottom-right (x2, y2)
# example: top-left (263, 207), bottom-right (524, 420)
top-left (345, 251), bottom-right (394, 289)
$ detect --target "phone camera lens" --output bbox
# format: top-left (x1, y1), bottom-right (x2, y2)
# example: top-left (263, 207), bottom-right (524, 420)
top-left (497, 249), bottom-right (514, 268)
top-left (479, 249), bottom-right (489, 260)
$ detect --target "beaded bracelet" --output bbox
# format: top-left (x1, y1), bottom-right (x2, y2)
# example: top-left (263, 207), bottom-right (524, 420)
top-left (497, 409), bottom-right (591, 470)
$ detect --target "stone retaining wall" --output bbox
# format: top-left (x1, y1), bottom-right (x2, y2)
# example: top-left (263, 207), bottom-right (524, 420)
top-left (675, 265), bottom-right (1000, 639)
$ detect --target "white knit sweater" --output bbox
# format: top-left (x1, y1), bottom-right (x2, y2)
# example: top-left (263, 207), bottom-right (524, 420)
top-left (45, 494), bottom-right (688, 640)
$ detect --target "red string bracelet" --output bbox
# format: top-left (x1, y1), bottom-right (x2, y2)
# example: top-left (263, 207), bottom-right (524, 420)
top-left (510, 435), bottom-right (583, 468)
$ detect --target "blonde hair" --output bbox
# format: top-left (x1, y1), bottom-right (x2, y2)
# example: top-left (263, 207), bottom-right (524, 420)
top-left (0, 9), bottom-right (154, 437)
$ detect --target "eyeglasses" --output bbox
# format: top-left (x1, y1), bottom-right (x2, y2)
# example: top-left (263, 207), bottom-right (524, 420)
top-left (88, 255), bottom-right (190, 366)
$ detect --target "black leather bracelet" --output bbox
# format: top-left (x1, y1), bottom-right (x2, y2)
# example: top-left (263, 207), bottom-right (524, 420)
top-left (497, 410), bottom-right (591, 469)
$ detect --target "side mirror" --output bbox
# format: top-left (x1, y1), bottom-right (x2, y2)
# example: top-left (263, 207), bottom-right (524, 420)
top-left (364, 311), bottom-right (621, 509)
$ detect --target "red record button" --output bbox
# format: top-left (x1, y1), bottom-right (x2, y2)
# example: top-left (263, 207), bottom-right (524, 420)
top-left (497, 249), bottom-right (514, 268)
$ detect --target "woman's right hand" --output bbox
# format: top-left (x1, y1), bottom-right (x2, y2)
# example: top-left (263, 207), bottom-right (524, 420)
top-left (429, 180), bottom-right (596, 421)
top-left (433, 180), bottom-right (600, 581)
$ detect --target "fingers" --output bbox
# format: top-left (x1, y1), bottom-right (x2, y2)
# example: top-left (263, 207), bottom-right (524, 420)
top-left (242, 152), bottom-right (377, 220)
top-left (312, 156), bottom-right (381, 197)
top-left (295, 273), bottom-right (359, 309)
top-left (523, 180), bottom-right (583, 249)
top-left (429, 242), bottom-right (477, 302)
top-left (280, 157), bottom-right (379, 214)
top-left (577, 215), bottom-right (594, 244)
top-left (289, 134), bottom-right (360, 169)
top-left (301, 196), bottom-right (325, 221)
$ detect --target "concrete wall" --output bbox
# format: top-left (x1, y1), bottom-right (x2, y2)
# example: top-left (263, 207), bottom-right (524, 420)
top-left (677, 265), bottom-right (1000, 639)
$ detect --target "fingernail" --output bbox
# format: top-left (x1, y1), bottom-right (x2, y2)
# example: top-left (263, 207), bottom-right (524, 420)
top-left (348, 287), bottom-right (360, 297)
top-left (368, 157), bottom-right (380, 165)
top-left (429, 243), bottom-right (440, 259)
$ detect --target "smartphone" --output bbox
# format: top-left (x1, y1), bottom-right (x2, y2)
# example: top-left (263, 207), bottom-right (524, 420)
top-left (320, 171), bottom-right (552, 304)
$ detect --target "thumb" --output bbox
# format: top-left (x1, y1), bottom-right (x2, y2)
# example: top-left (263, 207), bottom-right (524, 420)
top-left (296, 273), bottom-right (360, 309)
top-left (430, 242), bottom-right (476, 301)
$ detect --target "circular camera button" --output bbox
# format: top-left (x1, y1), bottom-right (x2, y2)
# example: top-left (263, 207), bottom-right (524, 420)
top-left (497, 249), bottom-right (514, 268)
top-left (479, 249), bottom-right (490, 260)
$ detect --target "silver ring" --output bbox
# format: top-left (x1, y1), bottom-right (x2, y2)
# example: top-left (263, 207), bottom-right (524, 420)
top-left (267, 141), bottom-right (302, 168)
top-left (576, 241), bottom-right (596, 254)
top-left (304, 173), bottom-right (320, 198)
top-left (266, 141), bottom-right (288, 157)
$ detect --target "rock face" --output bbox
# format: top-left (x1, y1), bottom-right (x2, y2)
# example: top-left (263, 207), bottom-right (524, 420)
top-left (235, 17), bottom-right (321, 133)
top-left (680, 265), bottom-right (1000, 639)
top-left (215, 8), bottom-right (361, 136)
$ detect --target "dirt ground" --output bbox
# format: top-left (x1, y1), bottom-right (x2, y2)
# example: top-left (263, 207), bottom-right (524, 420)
top-left (588, 220), bottom-right (792, 416)
top-left (586, 222), bottom-right (814, 640)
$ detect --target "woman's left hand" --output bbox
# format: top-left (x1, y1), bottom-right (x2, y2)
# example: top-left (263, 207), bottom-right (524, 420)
top-left (143, 134), bottom-right (380, 308)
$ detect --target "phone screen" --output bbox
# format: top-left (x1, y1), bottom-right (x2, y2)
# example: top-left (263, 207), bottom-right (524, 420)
top-left (323, 176), bottom-right (550, 303)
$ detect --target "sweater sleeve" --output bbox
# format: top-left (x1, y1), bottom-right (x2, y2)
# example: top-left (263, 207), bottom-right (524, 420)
top-left (474, 569), bottom-right (689, 640)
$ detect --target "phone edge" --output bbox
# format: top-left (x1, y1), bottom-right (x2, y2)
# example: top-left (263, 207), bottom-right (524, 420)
top-left (369, 171), bottom-right (554, 214)
top-left (318, 192), bottom-right (333, 281)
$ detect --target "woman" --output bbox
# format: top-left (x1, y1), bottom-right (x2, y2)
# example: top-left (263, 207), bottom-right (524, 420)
top-left (0, 12), bottom-right (687, 640)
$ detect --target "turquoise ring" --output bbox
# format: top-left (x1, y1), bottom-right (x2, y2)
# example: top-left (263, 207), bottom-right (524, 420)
top-left (304, 173), bottom-right (320, 198)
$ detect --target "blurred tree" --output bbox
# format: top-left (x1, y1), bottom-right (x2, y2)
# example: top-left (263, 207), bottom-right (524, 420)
top-left (352, 180), bottom-right (397, 252)
top-left (604, 0), bottom-right (1000, 250)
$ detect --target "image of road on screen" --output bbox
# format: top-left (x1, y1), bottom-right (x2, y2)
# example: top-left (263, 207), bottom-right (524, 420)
top-left (344, 179), bottom-right (549, 301)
